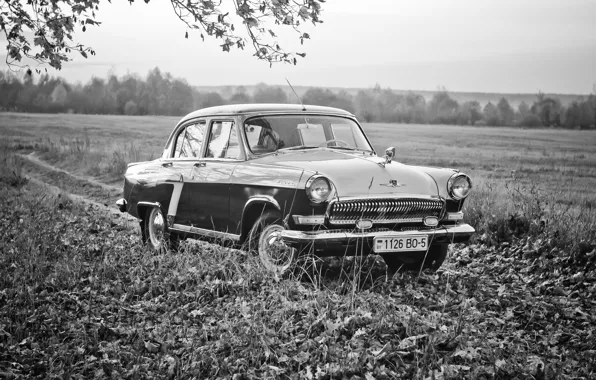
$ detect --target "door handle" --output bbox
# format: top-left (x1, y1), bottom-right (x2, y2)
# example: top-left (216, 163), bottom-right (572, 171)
top-left (161, 162), bottom-right (173, 168)
top-left (194, 162), bottom-right (206, 167)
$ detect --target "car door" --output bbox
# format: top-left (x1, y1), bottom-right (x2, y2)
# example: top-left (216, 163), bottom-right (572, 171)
top-left (186, 119), bottom-right (242, 234)
top-left (166, 120), bottom-right (207, 226)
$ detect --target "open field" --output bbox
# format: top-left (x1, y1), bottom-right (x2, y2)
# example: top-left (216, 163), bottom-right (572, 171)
top-left (2, 112), bottom-right (595, 247)
top-left (1, 112), bottom-right (596, 379)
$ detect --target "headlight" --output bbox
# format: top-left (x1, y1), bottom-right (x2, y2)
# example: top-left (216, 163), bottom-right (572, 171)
top-left (305, 175), bottom-right (334, 204)
top-left (447, 173), bottom-right (472, 200)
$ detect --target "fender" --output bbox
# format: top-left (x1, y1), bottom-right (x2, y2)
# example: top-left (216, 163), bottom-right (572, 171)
top-left (137, 201), bottom-right (161, 214)
top-left (136, 201), bottom-right (162, 221)
top-left (239, 195), bottom-right (282, 241)
top-left (243, 195), bottom-right (281, 213)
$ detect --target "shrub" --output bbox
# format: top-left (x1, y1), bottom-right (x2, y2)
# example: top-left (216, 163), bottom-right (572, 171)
top-left (517, 114), bottom-right (543, 128)
top-left (124, 100), bottom-right (138, 115)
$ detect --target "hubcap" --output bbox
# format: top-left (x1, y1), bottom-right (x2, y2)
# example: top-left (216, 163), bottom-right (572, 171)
top-left (149, 208), bottom-right (165, 248)
top-left (259, 224), bottom-right (296, 272)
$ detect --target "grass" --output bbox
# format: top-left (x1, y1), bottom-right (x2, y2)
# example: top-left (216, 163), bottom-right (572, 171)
top-left (1, 113), bottom-right (596, 378)
top-left (0, 146), bottom-right (595, 378)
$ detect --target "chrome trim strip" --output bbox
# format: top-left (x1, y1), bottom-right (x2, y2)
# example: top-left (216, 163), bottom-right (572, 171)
top-left (446, 211), bottom-right (464, 221)
top-left (243, 195), bottom-right (281, 212)
top-left (167, 182), bottom-right (184, 224)
top-left (137, 201), bottom-right (161, 214)
top-left (280, 224), bottom-right (475, 244)
top-left (171, 224), bottom-right (240, 241)
top-left (138, 201), bottom-right (161, 208)
top-left (333, 194), bottom-right (441, 202)
top-left (292, 215), bottom-right (325, 225)
top-left (136, 201), bottom-right (162, 219)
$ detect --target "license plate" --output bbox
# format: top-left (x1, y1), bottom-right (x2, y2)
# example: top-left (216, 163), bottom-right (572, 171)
top-left (374, 235), bottom-right (428, 253)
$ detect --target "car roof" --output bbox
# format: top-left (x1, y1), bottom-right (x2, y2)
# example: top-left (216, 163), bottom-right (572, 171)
top-left (179, 103), bottom-right (355, 123)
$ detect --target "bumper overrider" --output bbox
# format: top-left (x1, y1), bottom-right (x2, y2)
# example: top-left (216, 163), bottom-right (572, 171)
top-left (280, 224), bottom-right (475, 254)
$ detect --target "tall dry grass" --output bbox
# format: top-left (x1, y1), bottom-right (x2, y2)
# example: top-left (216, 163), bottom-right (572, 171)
top-left (30, 133), bottom-right (152, 181)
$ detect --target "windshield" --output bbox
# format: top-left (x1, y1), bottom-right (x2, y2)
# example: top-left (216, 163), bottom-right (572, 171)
top-left (244, 115), bottom-right (373, 155)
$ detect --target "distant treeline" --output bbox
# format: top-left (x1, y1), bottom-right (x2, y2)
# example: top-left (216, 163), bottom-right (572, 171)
top-left (1, 68), bottom-right (595, 129)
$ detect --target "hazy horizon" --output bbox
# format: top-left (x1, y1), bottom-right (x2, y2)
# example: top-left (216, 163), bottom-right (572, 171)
top-left (1, 0), bottom-right (595, 95)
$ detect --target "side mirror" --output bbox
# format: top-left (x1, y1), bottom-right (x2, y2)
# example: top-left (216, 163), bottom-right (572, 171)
top-left (384, 146), bottom-right (395, 165)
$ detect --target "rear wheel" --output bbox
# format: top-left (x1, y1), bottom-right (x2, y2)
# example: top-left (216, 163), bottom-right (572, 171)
top-left (382, 244), bottom-right (448, 273)
top-left (247, 211), bottom-right (297, 274)
top-left (142, 207), bottom-right (179, 253)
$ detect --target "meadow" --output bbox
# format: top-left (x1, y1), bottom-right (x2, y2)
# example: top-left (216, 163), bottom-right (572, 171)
top-left (2, 112), bottom-right (595, 248)
top-left (1, 112), bottom-right (595, 379)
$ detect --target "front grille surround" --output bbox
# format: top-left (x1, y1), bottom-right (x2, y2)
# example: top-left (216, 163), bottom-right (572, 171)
top-left (327, 197), bottom-right (445, 226)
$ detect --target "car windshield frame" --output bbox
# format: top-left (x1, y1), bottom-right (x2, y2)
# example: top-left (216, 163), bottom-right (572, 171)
top-left (243, 114), bottom-right (374, 156)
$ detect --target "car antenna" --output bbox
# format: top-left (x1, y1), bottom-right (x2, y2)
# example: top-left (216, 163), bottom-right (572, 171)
top-left (285, 78), bottom-right (306, 111)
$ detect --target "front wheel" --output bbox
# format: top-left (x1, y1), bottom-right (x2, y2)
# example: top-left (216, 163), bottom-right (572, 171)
top-left (142, 207), bottom-right (179, 253)
top-left (382, 243), bottom-right (448, 273)
top-left (247, 211), bottom-right (297, 274)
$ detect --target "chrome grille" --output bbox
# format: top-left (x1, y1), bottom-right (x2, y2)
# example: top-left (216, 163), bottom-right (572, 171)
top-left (328, 198), bottom-right (444, 225)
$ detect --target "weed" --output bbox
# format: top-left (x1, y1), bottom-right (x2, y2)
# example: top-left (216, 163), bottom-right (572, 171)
top-left (1, 113), bottom-right (595, 378)
top-left (0, 139), bottom-right (27, 187)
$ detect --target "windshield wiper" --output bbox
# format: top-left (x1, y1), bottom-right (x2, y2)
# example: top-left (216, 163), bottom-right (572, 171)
top-left (327, 146), bottom-right (373, 153)
top-left (326, 146), bottom-right (358, 151)
top-left (279, 145), bottom-right (320, 151)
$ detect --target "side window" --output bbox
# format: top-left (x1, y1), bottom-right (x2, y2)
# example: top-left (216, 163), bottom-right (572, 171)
top-left (173, 122), bottom-right (206, 158)
top-left (225, 125), bottom-right (240, 159)
top-left (245, 124), bottom-right (262, 148)
top-left (205, 121), bottom-right (239, 159)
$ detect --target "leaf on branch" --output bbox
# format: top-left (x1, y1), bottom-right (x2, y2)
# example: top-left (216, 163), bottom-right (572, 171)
top-left (185, 31), bottom-right (188, 39)
top-left (299, 6), bottom-right (310, 20)
top-left (245, 18), bottom-right (258, 28)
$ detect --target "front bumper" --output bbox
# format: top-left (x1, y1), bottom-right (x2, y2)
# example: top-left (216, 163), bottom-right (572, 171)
top-left (281, 224), bottom-right (475, 255)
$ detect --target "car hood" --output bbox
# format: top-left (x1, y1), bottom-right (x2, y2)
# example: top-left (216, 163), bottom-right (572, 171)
top-left (252, 149), bottom-right (439, 198)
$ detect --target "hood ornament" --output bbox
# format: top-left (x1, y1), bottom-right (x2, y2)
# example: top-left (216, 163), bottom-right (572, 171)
top-left (380, 179), bottom-right (405, 188)
top-left (378, 147), bottom-right (395, 168)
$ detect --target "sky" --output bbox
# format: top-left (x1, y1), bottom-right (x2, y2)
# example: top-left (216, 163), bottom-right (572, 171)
top-left (2, 0), bottom-right (596, 94)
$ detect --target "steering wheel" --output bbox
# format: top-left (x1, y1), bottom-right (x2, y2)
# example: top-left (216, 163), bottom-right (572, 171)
top-left (321, 139), bottom-right (350, 147)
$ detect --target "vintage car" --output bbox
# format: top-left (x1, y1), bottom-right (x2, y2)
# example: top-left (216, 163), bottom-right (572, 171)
top-left (116, 104), bottom-right (474, 273)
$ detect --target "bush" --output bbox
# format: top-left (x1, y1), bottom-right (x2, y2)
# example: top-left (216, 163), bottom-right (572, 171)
top-left (124, 100), bottom-right (138, 115)
top-left (517, 114), bottom-right (543, 128)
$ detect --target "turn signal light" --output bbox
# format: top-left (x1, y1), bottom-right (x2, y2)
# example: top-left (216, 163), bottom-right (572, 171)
top-left (423, 216), bottom-right (439, 227)
top-left (356, 219), bottom-right (373, 230)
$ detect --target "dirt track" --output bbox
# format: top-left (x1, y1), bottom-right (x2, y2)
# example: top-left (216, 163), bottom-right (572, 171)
top-left (16, 152), bottom-right (139, 227)
top-left (18, 152), bottom-right (122, 211)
